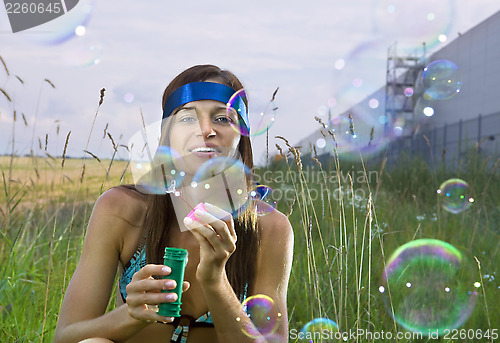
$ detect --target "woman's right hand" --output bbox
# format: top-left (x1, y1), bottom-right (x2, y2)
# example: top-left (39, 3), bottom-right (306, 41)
top-left (125, 264), bottom-right (190, 323)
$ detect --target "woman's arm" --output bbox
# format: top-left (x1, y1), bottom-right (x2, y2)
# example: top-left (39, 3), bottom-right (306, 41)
top-left (185, 203), bottom-right (293, 343)
top-left (53, 189), bottom-right (178, 343)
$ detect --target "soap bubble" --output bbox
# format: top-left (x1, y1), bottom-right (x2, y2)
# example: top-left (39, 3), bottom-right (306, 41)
top-left (28, 0), bottom-right (95, 45)
top-left (61, 37), bottom-right (102, 67)
top-left (437, 178), bottom-right (474, 214)
top-left (404, 87), bottom-right (414, 97)
top-left (381, 239), bottom-right (477, 335)
top-left (249, 185), bottom-right (276, 216)
top-left (414, 96), bottom-right (436, 122)
top-left (128, 119), bottom-right (161, 190)
top-left (127, 117), bottom-right (194, 195)
top-left (226, 88), bottom-right (278, 137)
top-left (300, 318), bottom-right (340, 342)
top-left (422, 60), bottom-right (462, 100)
top-left (328, 111), bottom-right (391, 161)
top-left (170, 154), bottom-right (252, 233)
top-left (329, 114), bottom-right (357, 146)
top-left (371, 0), bottom-right (454, 50)
top-left (316, 138), bottom-right (327, 149)
top-left (368, 98), bottom-right (379, 109)
top-left (336, 39), bottom-right (388, 85)
top-left (241, 294), bottom-right (281, 338)
top-left (133, 145), bottom-right (186, 195)
top-left (327, 75), bottom-right (393, 161)
top-left (190, 156), bottom-right (252, 218)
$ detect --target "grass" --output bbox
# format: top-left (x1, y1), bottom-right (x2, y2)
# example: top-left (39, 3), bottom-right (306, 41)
top-left (255, 142), bottom-right (499, 342)
top-left (1, 140), bottom-right (499, 342)
top-left (1, 155), bottom-right (131, 342)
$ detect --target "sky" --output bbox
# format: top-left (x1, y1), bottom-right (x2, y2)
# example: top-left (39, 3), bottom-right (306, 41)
top-left (1, 0), bottom-right (500, 166)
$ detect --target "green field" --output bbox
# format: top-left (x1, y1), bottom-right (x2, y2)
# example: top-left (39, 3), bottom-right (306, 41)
top-left (1, 146), bottom-right (499, 342)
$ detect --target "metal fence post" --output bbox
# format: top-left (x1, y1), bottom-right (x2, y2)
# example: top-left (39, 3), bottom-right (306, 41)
top-left (458, 119), bottom-right (462, 157)
top-left (443, 123), bottom-right (447, 163)
top-left (478, 113), bottom-right (482, 144)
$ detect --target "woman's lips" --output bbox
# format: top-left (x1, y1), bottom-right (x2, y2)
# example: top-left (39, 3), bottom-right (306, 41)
top-left (191, 151), bottom-right (217, 158)
top-left (189, 146), bottom-right (220, 158)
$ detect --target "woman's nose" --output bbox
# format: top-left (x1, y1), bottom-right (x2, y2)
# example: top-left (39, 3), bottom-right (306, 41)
top-left (197, 118), bottom-right (216, 138)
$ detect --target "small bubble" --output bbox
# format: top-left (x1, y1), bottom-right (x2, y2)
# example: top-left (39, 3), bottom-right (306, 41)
top-left (404, 87), bottom-right (414, 97)
top-left (352, 78), bottom-right (363, 87)
top-left (241, 295), bottom-right (281, 337)
top-left (423, 107), bottom-right (435, 117)
top-left (368, 98), bottom-right (379, 109)
top-left (316, 138), bottom-right (326, 149)
top-left (75, 25), bottom-right (86, 36)
top-left (123, 93), bottom-right (135, 103)
top-left (334, 59), bottom-right (345, 70)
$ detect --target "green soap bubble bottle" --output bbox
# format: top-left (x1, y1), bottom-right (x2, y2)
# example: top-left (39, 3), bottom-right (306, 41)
top-left (158, 247), bottom-right (188, 317)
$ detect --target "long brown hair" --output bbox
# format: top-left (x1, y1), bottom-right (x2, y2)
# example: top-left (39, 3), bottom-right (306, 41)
top-left (125, 65), bottom-right (259, 299)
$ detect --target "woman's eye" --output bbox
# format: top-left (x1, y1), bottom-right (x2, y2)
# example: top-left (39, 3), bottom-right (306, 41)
top-left (176, 108), bottom-right (197, 122)
top-left (215, 116), bottom-right (235, 124)
top-left (179, 115), bottom-right (197, 123)
top-left (215, 116), bottom-right (229, 123)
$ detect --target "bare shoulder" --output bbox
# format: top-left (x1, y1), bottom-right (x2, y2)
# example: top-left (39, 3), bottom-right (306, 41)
top-left (256, 205), bottom-right (294, 246)
top-left (253, 204), bottom-right (293, 297)
top-left (93, 187), bottom-right (147, 228)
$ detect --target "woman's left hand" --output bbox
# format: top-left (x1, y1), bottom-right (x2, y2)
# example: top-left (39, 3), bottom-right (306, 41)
top-left (183, 202), bottom-right (237, 285)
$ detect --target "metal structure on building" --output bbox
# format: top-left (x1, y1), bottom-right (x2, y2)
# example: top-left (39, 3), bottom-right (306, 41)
top-left (384, 42), bottom-right (426, 135)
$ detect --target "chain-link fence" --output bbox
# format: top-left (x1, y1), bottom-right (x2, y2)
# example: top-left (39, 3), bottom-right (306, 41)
top-left (384, 111), bottom-right (500, 168)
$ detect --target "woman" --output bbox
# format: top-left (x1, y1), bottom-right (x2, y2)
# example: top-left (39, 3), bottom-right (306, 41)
top-left (54, 65), bottom-right (294, 343)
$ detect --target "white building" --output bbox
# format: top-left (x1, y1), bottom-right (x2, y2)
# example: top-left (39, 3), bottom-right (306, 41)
top-left (295, 10), bottom-right (500, 165)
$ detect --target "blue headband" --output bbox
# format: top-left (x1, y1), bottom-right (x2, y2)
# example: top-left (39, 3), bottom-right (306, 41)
top-left (162, 82), bottom-right (249, 132)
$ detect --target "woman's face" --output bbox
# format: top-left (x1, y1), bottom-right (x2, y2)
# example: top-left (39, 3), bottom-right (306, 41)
top-left (165, 99), bottom-right (242, 174)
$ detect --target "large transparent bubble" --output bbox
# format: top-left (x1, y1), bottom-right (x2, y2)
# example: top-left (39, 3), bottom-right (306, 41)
top-left (189, 156), bottom-right (253, 218)
top-left (226, 88), bottom-right (278, 137)
top-left (422, 60), bottom-right (462, 100)
top-left (437, 178), bottom-right (474, 214)
top-left (380, 239), bottom-right (478, 336)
